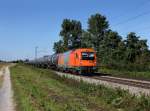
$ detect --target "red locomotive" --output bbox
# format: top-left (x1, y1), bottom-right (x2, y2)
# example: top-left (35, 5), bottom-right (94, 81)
top-left (58, 48), bottom-right (97, 74)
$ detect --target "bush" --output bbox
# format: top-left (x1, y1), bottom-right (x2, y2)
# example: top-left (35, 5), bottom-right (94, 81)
top-left (102, 61), bottom-right (150, 72)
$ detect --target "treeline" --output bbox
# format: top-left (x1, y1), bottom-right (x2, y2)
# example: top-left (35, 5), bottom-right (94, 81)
top-left (53, 13), bottom-right (150, 71)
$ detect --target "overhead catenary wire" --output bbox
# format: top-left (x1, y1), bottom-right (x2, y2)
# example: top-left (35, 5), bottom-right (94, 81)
top-left (123, 26), bottom-right (150, 34)
top-left (111, 0), bottom-right (150, 28)
top-left (112, 0), bottom-right (150, 20)
top-left (112, 22), bottom-right (150, 36)
top-left (113, 10), bottom-right (150, 26)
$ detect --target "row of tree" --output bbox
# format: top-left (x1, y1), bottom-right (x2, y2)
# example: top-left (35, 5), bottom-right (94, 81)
top-left (53, 13), bottom-right (150, 71)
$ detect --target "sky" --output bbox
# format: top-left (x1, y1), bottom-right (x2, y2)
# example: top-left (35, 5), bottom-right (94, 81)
top-left (0, 0), bottom-right (150, 61)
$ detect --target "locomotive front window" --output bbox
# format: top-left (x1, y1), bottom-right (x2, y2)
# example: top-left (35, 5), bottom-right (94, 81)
top-left (81, 52), bottom-right (95, 60)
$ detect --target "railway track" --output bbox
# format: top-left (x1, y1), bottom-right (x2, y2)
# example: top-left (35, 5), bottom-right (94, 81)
top-left (92, 76), bottom-right (150, 89)
top-left (55, 71), bottom-right (150, 95)
top-left (60, 71), bottom-right (150, 89)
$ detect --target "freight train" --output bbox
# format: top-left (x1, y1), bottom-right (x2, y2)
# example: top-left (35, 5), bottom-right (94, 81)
top-left (28, 48), bottom-right (97, 74)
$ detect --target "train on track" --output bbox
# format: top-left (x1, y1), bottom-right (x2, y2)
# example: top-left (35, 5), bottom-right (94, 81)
top-left (28, 48), bottom-right (98, 74)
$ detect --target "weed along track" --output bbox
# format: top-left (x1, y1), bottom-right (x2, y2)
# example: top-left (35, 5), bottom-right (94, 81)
top-left (10, 64), bottom-right (110, 111)
top-left (55, 71), bottom-right (150, 96)
top-left (10, 64), bottom-right (150, 111)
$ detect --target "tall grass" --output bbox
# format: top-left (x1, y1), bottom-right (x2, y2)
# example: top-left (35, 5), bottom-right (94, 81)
top-left (100, 66), bottom-right (150, 80)
top-left (0, 75), bottom-right (3, 88)
top-left (0, 63), bottom-right (6, 87)
top-left (10, 64), bottom-right (114, 111)
top-left (51, 72), bottom-right (150, 111)
top-left (11, 64), bottom-right (150, 111)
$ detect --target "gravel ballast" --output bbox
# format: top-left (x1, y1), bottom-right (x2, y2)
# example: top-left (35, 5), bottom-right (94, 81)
top-left (55, 71), bottom-right (150, 96)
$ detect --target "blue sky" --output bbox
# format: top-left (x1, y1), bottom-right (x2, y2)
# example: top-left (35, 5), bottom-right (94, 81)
top-left (0, 0), bottom-right (150, 61)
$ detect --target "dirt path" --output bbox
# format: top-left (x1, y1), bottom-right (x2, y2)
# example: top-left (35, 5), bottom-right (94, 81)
top-left (0, 66), bottom-right (15, 111)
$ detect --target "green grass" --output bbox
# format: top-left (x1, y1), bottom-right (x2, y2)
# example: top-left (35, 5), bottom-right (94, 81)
top-left (10, 64), bottom-right (150, 111)
top-left (0, 63), bottom-right (6, 88)
top-left (10, 64), bottom-right (113, 111)
top-left (0, 62), bottom-right (9, 67)
top-left (100, 67), bottom-right (150, 80)
top-left (0, 75), bottom-right (3, 88)
top-left (0, 63), bottom-right (4, 69)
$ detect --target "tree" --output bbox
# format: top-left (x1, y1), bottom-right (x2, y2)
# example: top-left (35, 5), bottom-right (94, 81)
top-left (125, 32), bottom-right (141, 62)
top-left (135, 39), bottom-right (149, 65)
top-left (99, 30), bottom-right (125, 64)
top-left (87, 13), bottom-right (109, 54)
top-left (53, 40), bottom-right (65, 53)
top-left (124, 32), bottom-right (149, 63)
top-left (137, 39), bottom-right (148, 53)
top-left (59, 19), bottom-right (82, 50)
top-left (81, 31), bottom-right (93, 48)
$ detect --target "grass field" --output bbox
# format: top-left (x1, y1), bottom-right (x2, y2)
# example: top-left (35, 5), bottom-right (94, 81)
top-left (0, 63), bottom-right (5, 87)
top-left (0, 75), bottom-right (3, 88)
top-left (10, 64), bottom-right (150, 111)
top-left (100, 67), bottom-right (150, 80)
top-left (0, 63), bottom-right (4, 69)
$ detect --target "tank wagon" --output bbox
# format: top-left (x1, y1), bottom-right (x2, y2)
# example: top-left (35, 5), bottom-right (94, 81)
top-left (50, 54), bottom-right (59, 69)
top-left (28, 55), bottom-right (51, 68)
top-left (28, 48), bottom-right (97, 74)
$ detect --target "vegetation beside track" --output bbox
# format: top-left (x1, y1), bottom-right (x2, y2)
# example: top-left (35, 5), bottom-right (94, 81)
top-left (0, 63), bottom-right (6, 87)
top-left (0, 63), bottom-right (4, 69)
top-left (10, 64), bottom-right (150, 111)
top-left (0, 75), bottom-right (3, 88)
top-left (100, 67), bottom-right (150, 80)
top-left (10, 64), bottom-right (111, 111)
top-left (0, 62), bottom-right (9, 68)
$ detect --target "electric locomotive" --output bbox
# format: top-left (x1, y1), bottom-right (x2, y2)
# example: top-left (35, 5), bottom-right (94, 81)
top-left (57, 48), bottom-right (97, 74)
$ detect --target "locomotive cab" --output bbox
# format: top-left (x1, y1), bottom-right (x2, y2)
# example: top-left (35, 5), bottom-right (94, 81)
top-left (77, 50), bottom-right (97, 74)
top-left (58, 48), bottom-right (97, 74)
